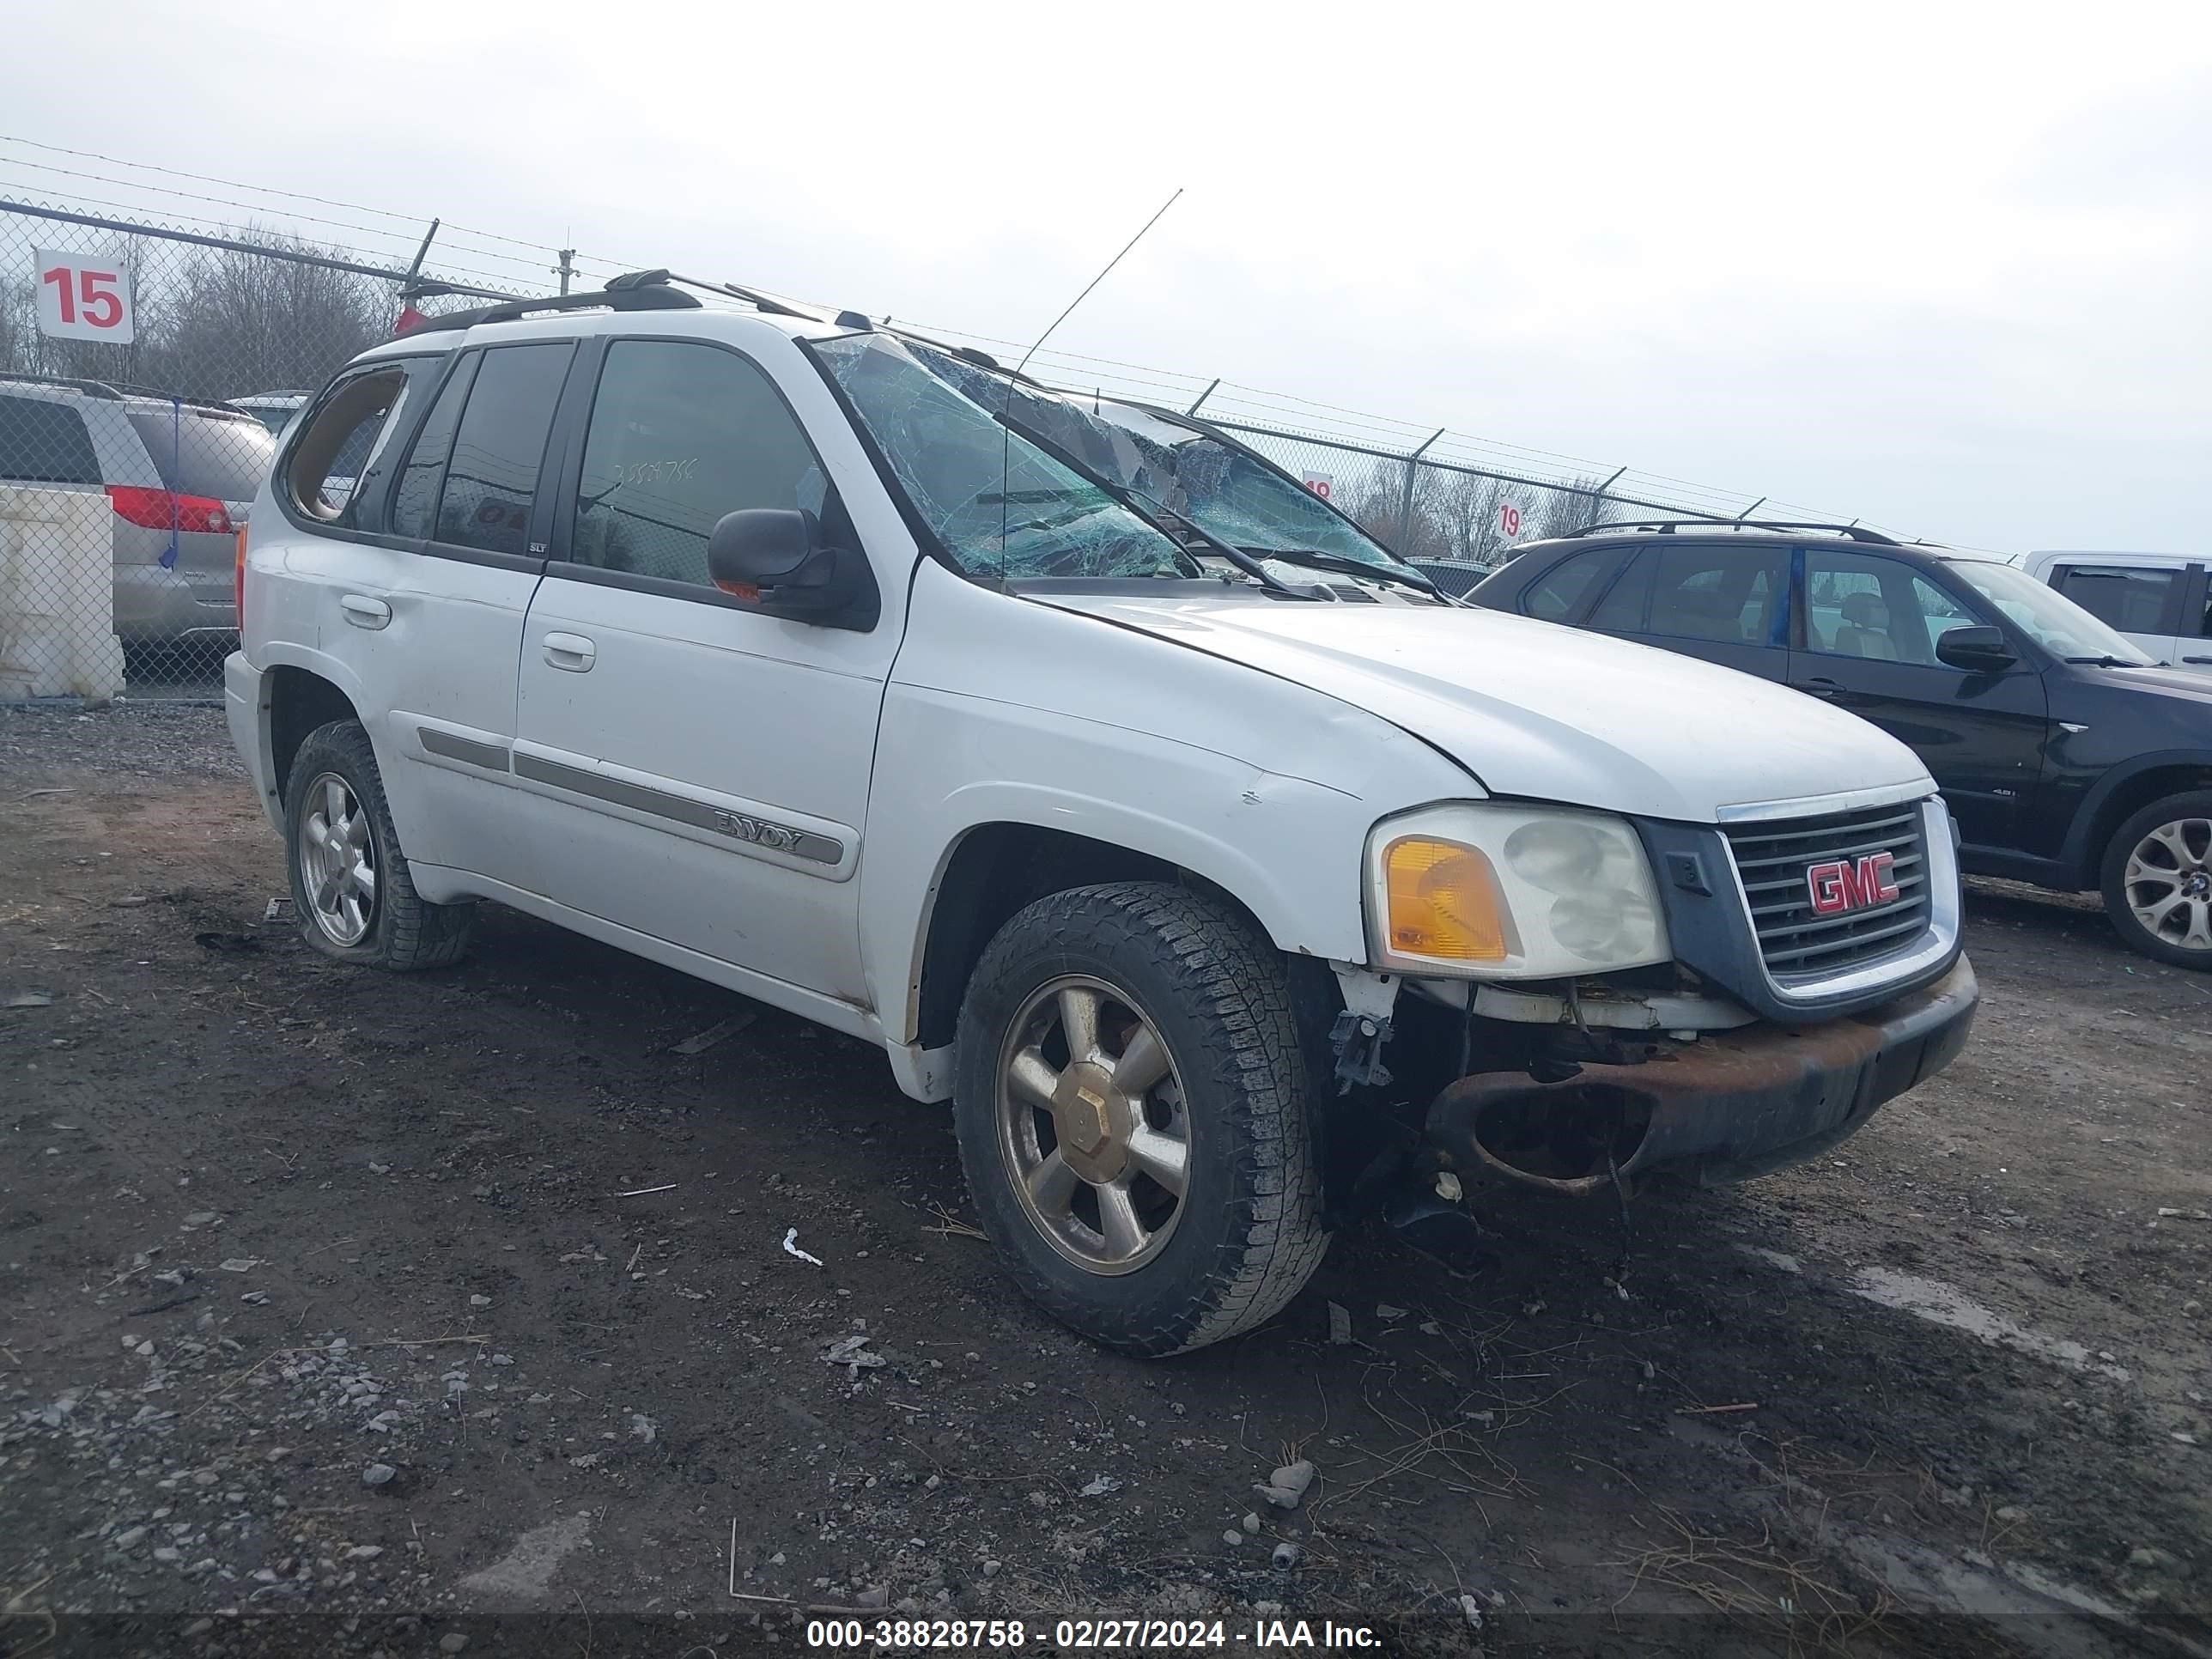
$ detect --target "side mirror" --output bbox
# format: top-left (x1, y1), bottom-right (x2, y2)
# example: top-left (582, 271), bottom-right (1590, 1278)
top-left (707, 508), bottom-right (878, 631)
top-left (1935, 624), bottom-right (2016, 672)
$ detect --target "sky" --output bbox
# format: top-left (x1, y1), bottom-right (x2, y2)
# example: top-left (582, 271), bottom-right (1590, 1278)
top-left (6, 0), bottom-right (2208, 552)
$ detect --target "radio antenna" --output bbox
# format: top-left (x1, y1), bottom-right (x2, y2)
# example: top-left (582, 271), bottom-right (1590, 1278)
top-left (999, 187), bottom-right (1183, 579)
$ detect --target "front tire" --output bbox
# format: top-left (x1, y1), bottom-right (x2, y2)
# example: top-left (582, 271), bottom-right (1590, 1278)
top-left (283, 719), bottom-right (473, 971)
top-left (2100, 791), bottom-right (2212, 969)
top-left (953, 882), bottom-right (1328, 1357)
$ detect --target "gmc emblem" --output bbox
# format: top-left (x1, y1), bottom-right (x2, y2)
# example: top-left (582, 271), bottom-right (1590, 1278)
top-left (1807, 852), bottom-right (1900, 915)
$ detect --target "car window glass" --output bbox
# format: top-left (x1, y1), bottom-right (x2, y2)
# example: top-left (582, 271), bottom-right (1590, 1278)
top-left (0, 393), bottom-right (102, 484)
top-left (388, 356), bottom-right (478, 540)
top-left (1908, 577), bottom-right (1980, 657)
top-left (1522, 550), bottom-right (1611, 621)
top-left (1586, 550), bottom-right (1649, 629)
top-left (571, 341), bottom-right (830, 588)
top-left (2054, 566), bottom-right (2175, 635)
top-left (284, 365), bottom-right (422, 526)
top-left (122, 409), bottom-right (275, 502)
top-left (1802, 550), bottom-right (1941, 665)
top-left (1647, 544), bottom-right (1784, 644)
top-left (434, 343), bottom-right (573, 556)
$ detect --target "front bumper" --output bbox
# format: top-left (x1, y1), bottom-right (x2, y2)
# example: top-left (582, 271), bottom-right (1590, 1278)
top-left (1426, 957), bottom-right (1978, 1194)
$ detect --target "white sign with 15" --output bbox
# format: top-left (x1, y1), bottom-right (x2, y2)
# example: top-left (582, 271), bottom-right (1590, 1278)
top-left (33, 248), bottom-right (136, 343)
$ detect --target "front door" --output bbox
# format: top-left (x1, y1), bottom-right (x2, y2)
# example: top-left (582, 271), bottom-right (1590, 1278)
top-left (1790, 547), bottom-right (2049, 852)
top-left (512, 332), bottom-right (894, 1004)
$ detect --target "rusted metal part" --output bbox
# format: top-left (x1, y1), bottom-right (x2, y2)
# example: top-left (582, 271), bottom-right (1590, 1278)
top-left (1427, 958), bottom-right (1978, 1195)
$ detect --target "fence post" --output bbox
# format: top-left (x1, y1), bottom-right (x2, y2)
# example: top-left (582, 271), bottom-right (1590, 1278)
top-left (1589, 465), bottom-right (1627, 522)
top-left (1396, 428), bottom-right (1445, 555)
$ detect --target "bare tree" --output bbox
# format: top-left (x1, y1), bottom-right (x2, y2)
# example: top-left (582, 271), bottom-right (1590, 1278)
top-left (147, 231), bottom-right (388, 399)
top-left (1528, 474), bottom-right (1616, 542)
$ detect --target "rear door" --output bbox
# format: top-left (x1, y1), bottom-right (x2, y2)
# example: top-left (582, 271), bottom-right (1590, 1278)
top-left (287, 340), bottom-right (574, 891)
top-left (1629, 540), bottom-right (1790, 681)
top-left (2044, 559), bottom-right (2191, 669)
top-left (1789, 547), bottom-right (2049, 851)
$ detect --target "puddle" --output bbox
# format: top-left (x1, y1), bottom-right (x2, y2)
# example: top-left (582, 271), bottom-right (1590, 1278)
top-left (1848, 1267), bottom-right (2131, 1382)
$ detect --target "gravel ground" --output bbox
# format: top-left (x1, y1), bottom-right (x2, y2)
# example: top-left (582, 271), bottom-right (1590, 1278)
top-left (3, 704), bottom-right (2208, 1659)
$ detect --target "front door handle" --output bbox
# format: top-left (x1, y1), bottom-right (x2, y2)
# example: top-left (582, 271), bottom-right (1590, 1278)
top-left (2185, 656), bottom-right (2212, 665)
top-left (339, 593), bottom-right (392, 629)
top-left (543, 631), bottom-right (597, 672)
top-left (1800, 676), bottom-right (1848, 699)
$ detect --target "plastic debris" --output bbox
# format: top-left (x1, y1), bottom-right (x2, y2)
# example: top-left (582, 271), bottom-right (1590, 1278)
top-left (1079, 1475), bottom-right (1122, 1498)
top-left (1255, 1458), bottom-right (1316, 1509)
top-left (1328, 1302), bottom-right (1352, 1345)
top-left (781, 1228), bottom-right (823, 1267)
top-left (822, 1334), bottom-right (884, 1376)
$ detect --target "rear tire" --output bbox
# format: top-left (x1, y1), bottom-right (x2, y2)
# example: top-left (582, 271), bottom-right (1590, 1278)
top-left (2099, 791), bottom-right (2212, 969)
top-left (953, 881), bottom-right (1328, 1357)
top-left (283, 720), bottom-right (473, 971)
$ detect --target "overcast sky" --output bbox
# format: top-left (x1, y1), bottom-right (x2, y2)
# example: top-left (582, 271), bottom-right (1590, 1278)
top-left (9, 1), bottom-right (2208, 551)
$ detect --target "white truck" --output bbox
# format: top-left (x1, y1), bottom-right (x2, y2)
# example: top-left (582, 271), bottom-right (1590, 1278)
top-left (225, 273), bottom-right (1978, 1354)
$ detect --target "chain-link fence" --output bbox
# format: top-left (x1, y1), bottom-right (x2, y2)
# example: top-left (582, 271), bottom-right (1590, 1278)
top-left (0, 200), bottom-right (532, 697)
top-left (3, 161), bottom-right (1872, 702)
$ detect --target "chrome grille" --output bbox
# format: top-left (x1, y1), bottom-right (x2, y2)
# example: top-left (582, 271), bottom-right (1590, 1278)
top-left (1723, 801), bottom-right (1933, 984)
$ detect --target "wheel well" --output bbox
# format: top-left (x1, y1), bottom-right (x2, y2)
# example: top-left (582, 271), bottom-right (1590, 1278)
top-left (915, 824), bottom-right (1274, 1051)
top-left (2080, 766), bottom-right (2212, 883)
top-left (267, 667), bottom-right (360, 806)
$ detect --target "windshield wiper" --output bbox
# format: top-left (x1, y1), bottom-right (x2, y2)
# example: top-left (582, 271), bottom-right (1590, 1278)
top-left (1237, 546), bottom-right (1443, 599)
top-left (2063, 654), bottom-right (2154, 667)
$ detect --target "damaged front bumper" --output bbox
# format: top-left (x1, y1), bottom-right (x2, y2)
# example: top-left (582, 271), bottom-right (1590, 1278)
top-left (1426, 957), bottom-right (1978, 1195)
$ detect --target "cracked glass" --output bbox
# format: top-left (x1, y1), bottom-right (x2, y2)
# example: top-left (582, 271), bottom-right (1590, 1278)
top-left (809, 333), bottom-right (1198, 580)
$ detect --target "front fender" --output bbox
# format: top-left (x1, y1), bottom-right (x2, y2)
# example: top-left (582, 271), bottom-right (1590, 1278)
top-left (862, 684), bottom-right (1384, 1050)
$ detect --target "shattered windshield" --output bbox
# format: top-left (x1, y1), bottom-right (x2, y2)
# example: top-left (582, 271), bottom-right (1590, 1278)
top-left (903, 339), bottom-right (1409, 575)
top-left (807, 333), bottom-right (1199, 581)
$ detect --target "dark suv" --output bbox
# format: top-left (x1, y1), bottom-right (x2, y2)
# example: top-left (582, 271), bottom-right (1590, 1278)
top-left (1469, 521), bottom-right (2212, 969)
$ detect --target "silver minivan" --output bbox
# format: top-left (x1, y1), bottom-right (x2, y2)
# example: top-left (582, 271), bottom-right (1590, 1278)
top-left (0, 374), bottom-right (277, 647)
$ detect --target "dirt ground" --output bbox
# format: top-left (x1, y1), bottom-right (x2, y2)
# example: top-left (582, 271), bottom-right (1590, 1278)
top-left (3, 701), bottom-right (2208, 1659)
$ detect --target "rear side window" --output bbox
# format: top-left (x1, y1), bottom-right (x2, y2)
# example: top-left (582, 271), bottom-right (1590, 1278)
top-left (283, 361), bottom-right (433, 526)
top-left (569, 340), bottom-right (830, 588)
top-left (124, 408), bottom-right (276, 502)
top-left (1520, 550), bottom-right (1615, 622)
top-left (1647, 544), bottom-right (1784, 644)
top-left (2052, 565), bottom-right (2177, 635)
top-left (431, 343), bottom-right (572, 556)
top-left (388, 356), bottom-right (479, 539)
top-left (1587, 550), bottom-right (1650, 630)
top-left (0, 393), bottom-right (102, 484)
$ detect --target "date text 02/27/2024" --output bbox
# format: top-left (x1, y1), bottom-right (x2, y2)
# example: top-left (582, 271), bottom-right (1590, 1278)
top-left (804, 1618), bottom-right (1384, 1650)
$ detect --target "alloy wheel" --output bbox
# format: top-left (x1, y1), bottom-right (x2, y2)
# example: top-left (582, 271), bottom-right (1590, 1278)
top-left (2123, 816), bottom-right (2212, 954)
top-left (297, 772), bottom-right (379, 947)
top-left (995, 975), bottom-right (1191, 1275)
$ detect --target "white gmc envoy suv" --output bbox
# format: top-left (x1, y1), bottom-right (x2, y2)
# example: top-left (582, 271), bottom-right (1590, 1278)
top-left (226, 272), bottom-right (1978, 1355)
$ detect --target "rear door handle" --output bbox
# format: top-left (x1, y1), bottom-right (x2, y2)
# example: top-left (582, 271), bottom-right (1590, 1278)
top-left (339, 593), bottom-right (392, 629)
top-left (543, 631), bottom-right (597, 672)
top-left (1800, 676), bottom-right (1847, 699)
top-left (2185, 656), bottom-right (2212, 665)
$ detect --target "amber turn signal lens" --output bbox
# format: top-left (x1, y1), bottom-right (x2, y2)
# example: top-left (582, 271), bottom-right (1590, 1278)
top-left (1383, 837), bottom-right (1508, 961)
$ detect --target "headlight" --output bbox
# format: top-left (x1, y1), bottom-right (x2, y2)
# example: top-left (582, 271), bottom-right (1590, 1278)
top-left (1365, 803), bottom-right (1670, 978)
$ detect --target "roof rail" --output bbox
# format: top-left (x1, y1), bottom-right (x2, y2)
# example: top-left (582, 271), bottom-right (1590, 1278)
top-left (0, 371), bottom-right (263, 416)
top-left (1571, 518), bottom-right (1901, 545)
top-left (0, 371), bottom-right (126, 399)
top-left (404, 270), bottom-right (702, 335)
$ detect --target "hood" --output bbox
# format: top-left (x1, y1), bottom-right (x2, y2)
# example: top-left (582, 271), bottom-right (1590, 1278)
top-left (1031, 592), bottom-right (1934, 823)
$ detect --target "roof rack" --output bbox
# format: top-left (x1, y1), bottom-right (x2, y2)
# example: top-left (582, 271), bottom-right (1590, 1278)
top-left (1571, 518), bottom-right (1901, 545)
top-left (404, 270), bottom-right (702, 335)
